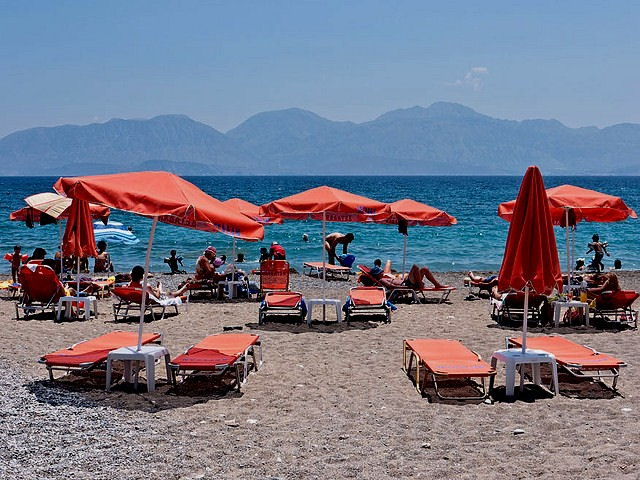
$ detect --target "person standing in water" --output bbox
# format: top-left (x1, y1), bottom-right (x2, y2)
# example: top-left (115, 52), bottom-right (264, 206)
top-left (586, 234), bottom-right (609, 272)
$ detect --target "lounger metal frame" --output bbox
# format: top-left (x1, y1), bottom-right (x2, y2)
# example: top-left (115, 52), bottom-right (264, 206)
top-left (303, 262), bottom-right (352, 280)
top-left (169, 340), bottom-right (263, 392)
top-left (112, 293), bottom-right (178, 322)
top-left (402, 340), bottom-right (494, 401)
top-left (344, 288), bottom-right (391, 323)
top-left (505, 338), bottom-right (627, 391)
top-left (592, 305), bottom-right (638, 329)
top-left (258, 293), bottom-right (305, 325)
top-left (38, 333), bottom-right (163, 381)
top-left (490, 295), bottom-right (544, 325)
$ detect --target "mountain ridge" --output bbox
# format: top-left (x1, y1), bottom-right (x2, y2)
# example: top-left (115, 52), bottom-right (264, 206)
top-left (2, 103), bottom-right (639, 175)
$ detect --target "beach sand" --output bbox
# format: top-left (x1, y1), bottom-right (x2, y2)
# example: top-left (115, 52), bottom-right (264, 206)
top-left (1, 271), bottom-right (638, 479)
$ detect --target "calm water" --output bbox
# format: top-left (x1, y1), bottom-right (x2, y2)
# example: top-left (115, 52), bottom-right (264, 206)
top-left (0, 176), bottom-right (638, 274)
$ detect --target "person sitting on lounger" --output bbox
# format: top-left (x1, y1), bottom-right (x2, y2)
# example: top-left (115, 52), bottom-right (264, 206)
top-left (325, 232), bottom-right (354, 265)
top-left (269, 241), bottom-right (286, 260)
top-left (129, 265), bottom-right (188, 301)
top-left (369, 258), bottom-right (385, 279)
top-left (587, 271), bottom-right (621, 297)
top-left (467, 271), bottom-right (498, 284)
top-left (94, 240), bottom-right (113, 273)
top-left (195, 246), bottom-right (226, 283)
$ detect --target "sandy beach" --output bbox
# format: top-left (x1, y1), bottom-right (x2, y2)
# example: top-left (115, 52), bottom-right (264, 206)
top-left (1, 270), bottom-right (638, 480)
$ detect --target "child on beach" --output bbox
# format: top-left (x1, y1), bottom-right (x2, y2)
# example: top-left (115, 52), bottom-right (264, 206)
top-left (586, 234), bottom-right (609, 272)
top-left (10, 245), bottom-right (22, 283)
top-left (164, 249), bottom-right (185, 274)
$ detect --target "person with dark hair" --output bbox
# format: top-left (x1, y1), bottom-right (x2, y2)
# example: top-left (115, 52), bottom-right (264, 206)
top-left (613, 259), bottom-right (622, 270)
top-left (10, 245), bottom-right (22, 283)
top-left (259, 247), bottom-right (270, 262)
top-left (164, 249), bottom-right (185, 274)
top-left (128, 265), bottom-right (188, 301)
top-left (586, 234), bottom-right (609, 272)
top-left (325, 232), bottom-right (355, 265)
top-left (94, 240), bottom-right (113, 273)
top-left (28, 247), bottom-right (46, 263)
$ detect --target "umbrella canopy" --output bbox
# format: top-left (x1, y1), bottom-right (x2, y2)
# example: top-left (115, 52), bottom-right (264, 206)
top-left (54, 171), bottom-right (264, 241)
top-left (498, 166), bottom-right (562, 352)
top-left (222, 198), bottom-right (282, 224)
top-left (9, 204), bottom-right (110, 224)
top-left (62, 199), bottom-right (98, 258)
top-left (373, 198), bottom-right (457, 276)
top-left (498, 184), bottom-right (637, 225)
top-left (381, 199), bottom-right (457, 226)
top-left (260, 185), bottom-right (388, 221)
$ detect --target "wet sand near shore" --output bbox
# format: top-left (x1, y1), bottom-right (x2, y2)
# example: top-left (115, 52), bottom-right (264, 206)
top-left (0, 271), bottom-right (638, 479)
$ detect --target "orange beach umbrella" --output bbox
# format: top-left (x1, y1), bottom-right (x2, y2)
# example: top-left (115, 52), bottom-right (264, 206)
top-left (62, 199), bottom-right (99, 297)
top-left (54, 171), bottom-right (264, 350)
top-left (374, 199), bottom-right (457, 276)
top-left (498, 166), bottom-right (562, 352)
top-left (222, 198), bottom-right (282, 225)
top-left (9, 204), bottom-right (110, 224)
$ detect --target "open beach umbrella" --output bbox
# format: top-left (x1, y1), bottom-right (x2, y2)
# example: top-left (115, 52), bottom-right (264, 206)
top-left (261, 186), bottom-right (388, 319)
top-left (62, 199), bottom-right (99, 297)
top-left (373, 199), bottom-right (457, 277)
top-left (223, 197), bottom-right (282, 268)
top-left (498, 166), bottom-right (562, 352)
top-left (498, 184), bottom-right (637, 281)
top-left (55, 171), bottom-right (264, 350)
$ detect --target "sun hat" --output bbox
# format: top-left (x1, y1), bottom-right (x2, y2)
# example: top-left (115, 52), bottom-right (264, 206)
top-left (271, 241), bottom-right (279, 245)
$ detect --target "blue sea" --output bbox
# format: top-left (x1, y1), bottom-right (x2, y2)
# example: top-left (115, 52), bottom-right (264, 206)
top-left (0, 176), bottom-right (638, 274)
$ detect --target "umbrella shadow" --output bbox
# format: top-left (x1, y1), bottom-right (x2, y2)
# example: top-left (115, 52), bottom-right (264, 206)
top-left (246, 319), bottom-right (379, 334)
top-left (405, 367), bottom-right (488, 405)
top-left (108, 311), bottom-right (181, 324)
top-left (28, 368), bottom-right (246, 412)
top-left (490, 384), bottom-right (555, 403)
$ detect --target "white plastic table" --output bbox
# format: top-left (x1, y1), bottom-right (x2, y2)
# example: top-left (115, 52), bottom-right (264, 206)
top-left (56, 295), bottom-right (98, 321)
top-left (105, 345), bottom-right (171, 392)
top-left (490, 348), bottom-right (559, 397)
top-left (306, 298), bottom-right (342, 325)
top-left (223, 280), bottom-right (245, 299)
top-left (553, 300), bottom-right (589, 327)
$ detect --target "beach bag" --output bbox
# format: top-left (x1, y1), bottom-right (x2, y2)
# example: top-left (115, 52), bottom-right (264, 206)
top-left (338, 254), bottom-right (356, 268)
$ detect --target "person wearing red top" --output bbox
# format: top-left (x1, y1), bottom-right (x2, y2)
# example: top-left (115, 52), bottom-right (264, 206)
top-left (269, 241), bottom-right (286, 260)
top-left (10, 245), bottom-right (22, 283)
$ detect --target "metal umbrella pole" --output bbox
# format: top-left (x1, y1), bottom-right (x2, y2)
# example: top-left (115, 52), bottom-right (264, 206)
top-left (564, 208), bottom-right (571, 290)
top-left (322, 211), bottom-right (327, 321)
top-left (402, 233), bottom-right (407, 279)
top-left (137, 217), bottom-right (158, 351)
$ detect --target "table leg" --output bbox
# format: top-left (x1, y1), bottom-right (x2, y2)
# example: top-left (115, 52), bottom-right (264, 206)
top-left (56, 299), bottom-right (63, 321)
top-left (585, 305), bottom-right (589, 326)
top-left (105, 358), bottom-right (113, 392)
top-left (335, 302), bottom-right (342, 322)
top-left (489, 358), bottom-right (497, 392)
top-left (550, 360), bottom-right (559, 395)
top-left (164, 354), bottom-right (172, 384)
top-left (145, 355), bottom-right (155, 392)
top-left (505, 360), bottom-right (516, 397)
top-left (306, 302), bottom-right (313, 325)
top-left (123, 360), bottom-right (132, 383)
top-left (532, 363), bottom-right (542, 385)
top-left (554, 304), bottom-right (561, 327)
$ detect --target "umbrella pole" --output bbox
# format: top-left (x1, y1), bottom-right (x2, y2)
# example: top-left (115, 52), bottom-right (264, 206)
top-left (137, 217), bottom-right (158, 351)
top-left (232, 237), bottom-right (236, 274)
top-left (76, 256), bottom-right (80, 300)
top-left (58, 221), bottom-right (64, 277)
top-left (402, 233), bottom-right (407, 279)
top-left (521, 285), bottom-right (529, 354)
top-left (565, 208), bottom-right (571, 289)
top-left (322, 211), bottom-right (327, 321)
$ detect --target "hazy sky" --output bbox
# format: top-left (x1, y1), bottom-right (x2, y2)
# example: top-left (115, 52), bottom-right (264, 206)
top-left (1, 1), bottom-right (639, 136)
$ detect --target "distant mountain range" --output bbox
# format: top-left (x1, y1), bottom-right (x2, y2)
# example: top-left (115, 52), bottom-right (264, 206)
top-left (2, 102), bottom-right (639, 175)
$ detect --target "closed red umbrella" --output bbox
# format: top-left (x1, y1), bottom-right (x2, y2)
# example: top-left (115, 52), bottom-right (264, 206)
top-left (62, 199), bottom-right (99, 299)
top-left (499, 166), bottom-right (562, 352)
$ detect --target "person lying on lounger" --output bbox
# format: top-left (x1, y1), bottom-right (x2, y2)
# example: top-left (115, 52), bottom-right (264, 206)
top-left (128, 265), bottom-right (189, 301)
top-left (379, 263), bottom-right (448, 290)
top-left (587, 272), bottom-right (621, 297)
top-left (467, 271), bottom-right (498, 284)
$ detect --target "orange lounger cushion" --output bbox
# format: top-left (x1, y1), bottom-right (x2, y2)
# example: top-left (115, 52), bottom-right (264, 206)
top-left (264, 292), bottom-right (302, 308)
top-left (172, 333), bottom-right (260, 370)
top-left (350, 287), bottom-right (386, 306)
top-left (304, 262), bottom-right (350, 271)
top-left (42, 331), bottom-right (161, 367)
top-left (405, 339), bottom-right (495, 378)
top-left (509, 336), bottom-right (623, 371)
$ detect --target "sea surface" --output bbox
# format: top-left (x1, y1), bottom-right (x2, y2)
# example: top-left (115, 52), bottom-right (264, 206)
top-left (0, 176), bottom-right (638, 274)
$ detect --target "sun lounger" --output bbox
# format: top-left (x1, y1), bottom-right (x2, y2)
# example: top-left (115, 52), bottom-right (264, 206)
top-left (169, 333), bottom-right (262, 391)
top-left (259, 291), bottom-right (306, 325)
top-left (490, 291), bottom-right (547, 325)
top-left (343, 287), bottom-right (391, 323)
top-left (591, 290), bottom-right (638, 328)
top-left (463, 276), bottom-right (498, 297)
top-left (259, 260), bottom-right (290, 295)
top-left (403, 338), bottom-right (496, 400)
top-left (358, 265), bottom-right (454, 304)
top-left (15, 264), bottom-right (66, 319)
top-left (303, 261), bottom-right (351, 280)
top-left (39, 330), bottom-right (162, 381)
top-left (112, 286), bottom-right (185, 321)
top-left (186, 279), bottom-right (219, 299)
top-left (507, 336), bottom-right (626, 390)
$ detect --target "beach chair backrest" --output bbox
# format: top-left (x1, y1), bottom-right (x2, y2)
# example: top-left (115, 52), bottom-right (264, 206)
top-left (18, 264), bottom-right (64, 304)
top-left (112, 286), bottom-right (151, 305)
top-left (357, 265), bottom-right (383, 287)
top-left (596, 290), bottom-right (639, 310)
top-left (260, 260), bottom-right (290, 292)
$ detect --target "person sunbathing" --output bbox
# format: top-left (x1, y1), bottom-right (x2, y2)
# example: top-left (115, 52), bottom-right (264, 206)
top-left (587, 272), bottom-right (621, 297)
top-left (128, 266), bottom-right (188, 301)
top-left (380, 264), bottom-right (448, 290)
top-left (467, 271), bottom-right (498, 284)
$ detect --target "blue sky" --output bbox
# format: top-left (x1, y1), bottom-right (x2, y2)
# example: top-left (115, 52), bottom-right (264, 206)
top-left (1, 1), bottom-right (639, 136)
